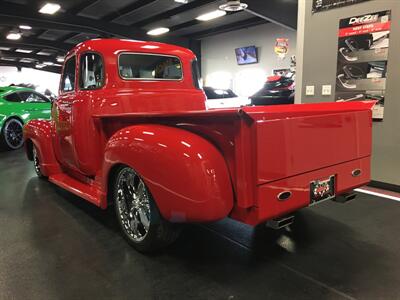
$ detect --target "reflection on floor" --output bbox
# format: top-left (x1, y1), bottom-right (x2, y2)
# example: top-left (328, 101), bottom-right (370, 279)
top-left (356, 186), bottom-right (400, 202)
top-left (1, 149), bottom-right (400, 299)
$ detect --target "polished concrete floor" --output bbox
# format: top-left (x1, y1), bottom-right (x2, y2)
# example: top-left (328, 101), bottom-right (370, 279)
top-left (1, 149), bottom-right (400, 300)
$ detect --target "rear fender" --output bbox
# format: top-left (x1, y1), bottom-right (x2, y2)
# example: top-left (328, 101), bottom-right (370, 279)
top-left (23, 120), bottom-right (60, 176)
top-left (103, 124), bottom-right (234, 223)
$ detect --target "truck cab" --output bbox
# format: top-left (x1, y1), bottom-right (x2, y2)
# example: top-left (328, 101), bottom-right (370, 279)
top-left (53, 39), bottom-right (205, 177)
top-left (24, 39), bottom-right (374, 253)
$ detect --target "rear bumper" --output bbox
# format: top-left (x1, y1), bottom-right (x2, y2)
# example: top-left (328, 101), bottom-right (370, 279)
top-left (230, 156), bottom-right (370, 226)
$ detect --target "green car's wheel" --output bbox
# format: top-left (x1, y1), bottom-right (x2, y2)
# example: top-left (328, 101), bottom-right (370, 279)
top-left (113, 166), bottom-right (181, 253)
top-left (1, 118), bottom-right (24, 150)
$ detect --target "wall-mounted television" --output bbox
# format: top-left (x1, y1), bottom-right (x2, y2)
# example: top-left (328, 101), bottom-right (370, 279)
top-left (235, 46), bottom-right (258, 65)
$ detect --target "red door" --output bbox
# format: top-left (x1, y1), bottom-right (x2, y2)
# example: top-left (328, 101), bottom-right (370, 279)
top-left (53, 52), bottom-right (104, 176)
top-left (53, 55), bottom-right (79, 171)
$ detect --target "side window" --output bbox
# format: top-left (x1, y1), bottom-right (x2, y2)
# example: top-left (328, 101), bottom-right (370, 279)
top-left (34, 92), bottom-right (51, 103)
top-left (119, 53), bottom-right (182, 80)
top-left (20, 92), bottom-right (49, 103)
top-left (18, 92), bottom-right (32, 102)
top-left (61, 56), bottom-right (76, 92)
top-left (79, 53), bottom-right (104, 89)
top-left (4, 93), bottom-right (22, 102)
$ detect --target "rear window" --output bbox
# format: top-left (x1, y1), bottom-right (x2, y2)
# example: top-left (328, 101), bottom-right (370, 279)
top-left (118, 53), bottom-right (182, 80)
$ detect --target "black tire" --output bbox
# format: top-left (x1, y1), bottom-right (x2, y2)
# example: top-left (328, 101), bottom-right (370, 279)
top-left (1, 118), bottom-right (24, 150)
top-left (32, 146), bottom-right (46, 178)
top-left (113, 166), bottom-right (181, 253)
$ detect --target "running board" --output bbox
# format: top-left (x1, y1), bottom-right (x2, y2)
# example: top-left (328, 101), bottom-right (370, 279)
top-left (49, 173), bottom-right (102, 207)
top-left (266, 215), bottom-right (295, 230)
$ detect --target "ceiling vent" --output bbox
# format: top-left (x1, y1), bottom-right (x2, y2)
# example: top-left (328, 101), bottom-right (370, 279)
top-left (219, 0), bottom-right (248, 12)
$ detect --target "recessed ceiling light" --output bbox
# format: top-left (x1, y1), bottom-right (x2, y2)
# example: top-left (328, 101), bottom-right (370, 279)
top-left (196, 10), bottom-right (226, 21)
top-left (56, 56), bottom-right (64, 62)
top-left (39, 3), bottom-right (61, 15)
top-left (15, 49), bottom-right (33, 53)
top-left (0, 47), bottom-right (11, 51)
top-left (147, 27), bottom-right (170, 36)
top-left (19, 25), bottom-right (32, 30)
top-left (6, 32), bottom-right (22, 40)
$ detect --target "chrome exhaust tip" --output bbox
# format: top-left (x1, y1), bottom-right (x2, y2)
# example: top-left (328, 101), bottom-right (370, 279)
top-left (266, 215), bottom-right (295, 230)
top-left (332, 192), bottom-right (357, 203)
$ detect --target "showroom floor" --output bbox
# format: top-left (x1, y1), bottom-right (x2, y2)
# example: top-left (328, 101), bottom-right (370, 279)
top-left (1, 149), bottom-right (400, 300)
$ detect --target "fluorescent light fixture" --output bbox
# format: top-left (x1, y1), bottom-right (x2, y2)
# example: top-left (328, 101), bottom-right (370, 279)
top-left (174, 0), bottom-right (188, 3)
top-left (15, 49), bottom-right (33, 53)
top-left (0, 47), bottom-right (11, 51)
top-left (35, 64), bottom-right (46, 68)
top-left (20, 58), bottom-right (34, 63)
top-left (1, 57), bottom-right (16, 61)
top-left (37, 51), bottom-right (52, 56)
top-left (19, 25), bottom-right (32, 30)
top-left (147, 27), bottom-right (170, 36)
top-left (39, 3), bottom-right (61, 14)
top-left (6, 32), bottom-right (22, 40)
top-left (196, 10), bottom-right (226, 21)
top-left (56, 56), bottom-right (64, 62)
top-left (43, 61), bottom-right (54, 65)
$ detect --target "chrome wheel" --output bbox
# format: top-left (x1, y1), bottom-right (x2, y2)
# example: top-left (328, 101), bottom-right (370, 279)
top-left (4, 119), bottom-right (23, 150)
top-left (116, 168), bottom-right (151, 242)
top-left (32, 146), bottom-right (43, 177)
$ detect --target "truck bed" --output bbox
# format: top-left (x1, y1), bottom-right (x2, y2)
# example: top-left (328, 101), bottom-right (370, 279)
top-left (94, 101), bottom-right (374, 225)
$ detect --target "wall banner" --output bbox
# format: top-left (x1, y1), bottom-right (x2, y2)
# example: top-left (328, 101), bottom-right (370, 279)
top-left (274, 38), bottom-right (289, 59)
top-left (335, 10), bottom-right (391, 120)
top-left (312, 0), bottom-right (371, 13)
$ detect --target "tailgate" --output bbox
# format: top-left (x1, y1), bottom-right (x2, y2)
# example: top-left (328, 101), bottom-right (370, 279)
top-left (241, 101), bottom-right (374, 185)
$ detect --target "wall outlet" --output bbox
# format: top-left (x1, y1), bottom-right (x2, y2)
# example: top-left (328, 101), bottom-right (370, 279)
top-left (322, 85), bottom-right (332, 96)
top-left (305, 85), bottom-right (315, 96)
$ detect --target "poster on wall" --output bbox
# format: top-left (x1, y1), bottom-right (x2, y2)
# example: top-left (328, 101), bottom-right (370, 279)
top-left (312, 0), bottom-right (370, 13)
top-left (335, 10), bottom-right (391, 120)
top-left (274, 38), bottom-right (289, 59)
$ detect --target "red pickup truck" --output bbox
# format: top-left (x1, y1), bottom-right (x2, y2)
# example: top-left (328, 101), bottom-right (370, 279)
top-left (24, 39), bottom-right (374, 252)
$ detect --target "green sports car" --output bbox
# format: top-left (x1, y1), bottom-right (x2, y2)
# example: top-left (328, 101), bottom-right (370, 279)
top-left (0, 86), bottom-right (52, 150)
